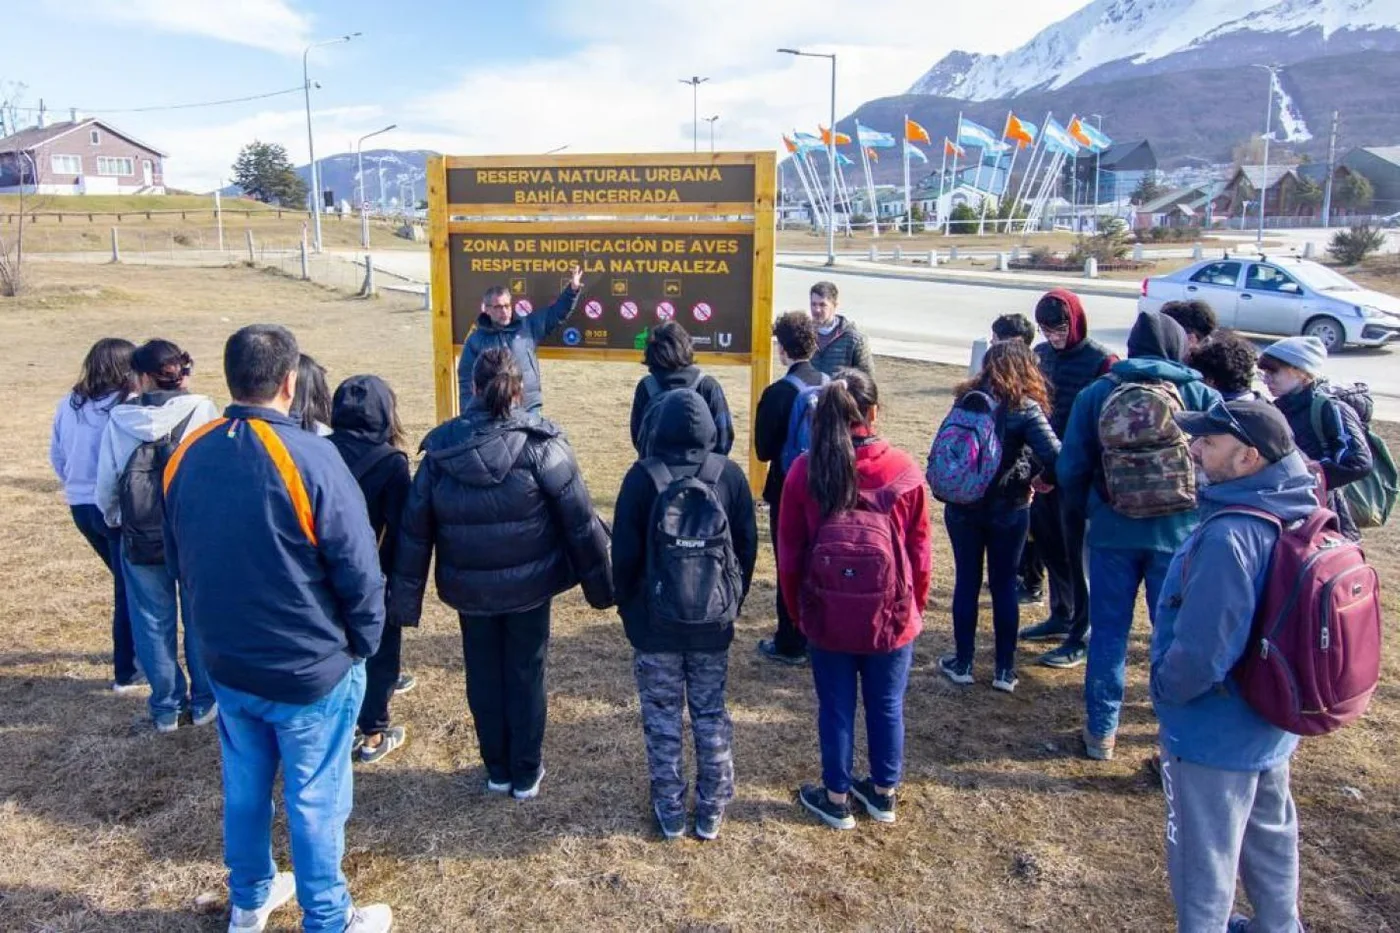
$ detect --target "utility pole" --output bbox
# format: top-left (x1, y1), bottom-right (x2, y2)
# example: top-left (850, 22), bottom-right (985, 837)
top-left (1321, 109), bottom-right (1339, 230)
top-left (1253, 64), bottom-right (1277, 245)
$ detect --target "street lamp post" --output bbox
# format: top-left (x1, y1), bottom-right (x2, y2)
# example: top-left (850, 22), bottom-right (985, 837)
top-left (1253, 64), bottom-right (1277, 245)
top-left (678, 76), bottom-right (709, 153)
top-left (705, 115), bottom-right (720, 152)
top-left (779, 48), bottom-right (838, 267)
top-left (356, 123), bottom-right (396, 249)
top-left (303, 32), bottom-right (361, 254)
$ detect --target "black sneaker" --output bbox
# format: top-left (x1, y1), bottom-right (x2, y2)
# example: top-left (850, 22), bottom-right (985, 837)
top-left (939, 654), bottom-right (974, 685)
top-left (694, 810), bottom-right (723, 841)
top-left (798, 784), bottom-right (855, 830)
top-left (757, 638), bottom-right (807, 667)
top-left (1038, 642), bottom-right (1087, 669)
top-left (850, 778), bottom-right (896, 823)
top-left (357, 726), bottom-right (406, 764)
top-left (654, 802), bottom-right (685, 841)
top-left (1019, 617), bottom-right (1071, 642)
top-left (1017, 583), bottom-right (1045, 606)
top-left (394, 672), bottom-right (417, 695)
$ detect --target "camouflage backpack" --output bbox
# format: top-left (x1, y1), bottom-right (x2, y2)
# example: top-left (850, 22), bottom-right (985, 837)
top-left (1096, 374), bottom-right (1197, 519)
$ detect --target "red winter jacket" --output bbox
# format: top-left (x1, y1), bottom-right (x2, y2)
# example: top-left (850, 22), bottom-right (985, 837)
top-left (777, 437), bottom-right (932, 652)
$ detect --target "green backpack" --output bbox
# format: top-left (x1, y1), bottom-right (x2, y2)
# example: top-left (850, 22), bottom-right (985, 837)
top-left (1310, 388), bottom-right (1399, 528)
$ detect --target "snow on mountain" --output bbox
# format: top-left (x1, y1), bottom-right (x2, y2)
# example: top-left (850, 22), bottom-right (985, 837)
top-left (908, 0), bottom-right (1400, 100)
top-left (1271, 70), bottom-right (1313, 142)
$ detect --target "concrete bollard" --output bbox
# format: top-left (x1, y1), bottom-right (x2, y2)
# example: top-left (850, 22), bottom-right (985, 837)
top-left (422, 286), bottom-right (431, 311)
top-left (950, 245), bottom-right (960, 261)
top-left (299, 229), bottom-right (310, 281)
top-left (110, 227), bottom-right (120, 264)
top-left (1011, 246), bottom-right (1022, 262)
top-left (362, 255), bottom-right (376, 297)
top-left (246, 229), bottom-right (255, 264)
top-left (1303, 242), bottom-right (1316, 259)
top-left (997, 252), bottom-right (1010, 272)
top-left (1192, 243), bottom-right (1204, 260)
top-left (1085, 257), bottom-right (1099, 279)
top-left (1132, 243), bottom-right (1145, 261)
top-left (868, 245), bottom-right (879, 262)
top-left (969, 338), bottom-right (988, 376)
top-left (928, 249), bottom-right (939, 266)
top-left (893, 246), bottom-right (903, 261)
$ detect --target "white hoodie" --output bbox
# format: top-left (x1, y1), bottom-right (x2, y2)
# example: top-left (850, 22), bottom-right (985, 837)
top-left (96, 392), bottom-right (221, 527)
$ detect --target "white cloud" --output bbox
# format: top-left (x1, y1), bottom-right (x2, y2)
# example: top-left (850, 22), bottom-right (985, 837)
top-left (141, 0), bottom-right (1092, 189)
top-left (53, 0), bottom-right (313, 56)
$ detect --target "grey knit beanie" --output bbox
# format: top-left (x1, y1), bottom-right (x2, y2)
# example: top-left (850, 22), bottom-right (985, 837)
top-left (1261, 335), bottom-right (1327, 378)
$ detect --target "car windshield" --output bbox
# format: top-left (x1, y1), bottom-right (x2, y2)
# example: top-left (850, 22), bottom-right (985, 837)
top-left (1288, 262), bottom-right (1360, 291)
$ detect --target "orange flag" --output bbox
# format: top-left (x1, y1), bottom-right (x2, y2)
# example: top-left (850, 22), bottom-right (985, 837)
top-left (944, 138), bottom-right (965, 158)
top-left (1004, 113), bottom-right (1034, 149)
top-left (1068, 117), bottom-right (1094, 148)
top-left (865, 147), bottom-right (879, 163)
top-left (782, 135), bottom-right (798, 154)
top-left (820, 125), bottom-right (852, 146)
top-left (905, 117), bottom-right (931, 144)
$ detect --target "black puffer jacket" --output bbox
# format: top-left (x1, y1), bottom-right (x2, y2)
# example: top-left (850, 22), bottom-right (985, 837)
top-left (945, 387), bottom-right (1062, 511)
top-left (388, 400), bottom-right (613, 622)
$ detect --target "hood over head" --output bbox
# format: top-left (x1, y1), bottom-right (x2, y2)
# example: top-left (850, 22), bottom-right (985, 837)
top-left (330, 375), bottom-right (396, 446)
top-left (1035, 288), bottom-right (1089, 348)
top-left (647, 388), bottom-right (717, 462)
top-left (1128, 310), bottom-right (1187, 363)
top-left (108, 391), bottom-right (209, 442)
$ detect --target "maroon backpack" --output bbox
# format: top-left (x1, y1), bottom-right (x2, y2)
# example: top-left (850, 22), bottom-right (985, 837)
top-left (1211, 505), bottom-right (1382, 736)
top-left (798, 466), bottom-right (922, 654)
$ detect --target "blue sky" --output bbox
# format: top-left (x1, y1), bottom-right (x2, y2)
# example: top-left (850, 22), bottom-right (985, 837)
top-left (6, 0), bottom-right (1087, 190)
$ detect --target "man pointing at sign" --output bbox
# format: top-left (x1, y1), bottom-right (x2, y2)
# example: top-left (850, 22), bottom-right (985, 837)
top-left (458, 266), bottom-right (584, 414)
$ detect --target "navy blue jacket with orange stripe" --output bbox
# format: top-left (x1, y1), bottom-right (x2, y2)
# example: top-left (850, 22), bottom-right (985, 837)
top-left (162, 405), bottom-right (386, 705)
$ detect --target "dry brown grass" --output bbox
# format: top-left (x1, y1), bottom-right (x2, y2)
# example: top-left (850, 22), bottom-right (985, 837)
top-left (1, 262), bottom-right (1398, 931)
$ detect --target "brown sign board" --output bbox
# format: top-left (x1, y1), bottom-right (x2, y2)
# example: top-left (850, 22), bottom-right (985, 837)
top-left (446, 162), bottom-right (756, 209)
top-left (448, 230), bottom-right (754, 354)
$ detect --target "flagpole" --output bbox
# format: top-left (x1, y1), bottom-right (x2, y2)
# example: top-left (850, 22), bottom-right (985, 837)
top-left (945, 112), bottom-right (963, 235)
top-left (808, 147), bottom-right (834, 230)
top-left (903, 115), bottom-right (913, 237)
top-left (1012, 109), bottom-right (1053, 228)
top-left (790, 142), bottom-right (824, 233)
top-left (1002, 125), bottom-right (1023, 234)
top-left (836, 156), bottom-right (855, 235)
top-left (937, 139), bottom-right (948, 216)
top-left (980, 111), bottom-right (1011, 235)
top-left (856, 122), bottom-right (879, 238)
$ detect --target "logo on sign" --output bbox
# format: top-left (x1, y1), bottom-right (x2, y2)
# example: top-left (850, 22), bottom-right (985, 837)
top-left (509, 277), bottom-right (527, 295)
top-left (619, 300), bottom-right (639, 320)
top-left (717, 332), bottom-right (733, 348)
top-left (583, 299), bottom-right (604, 320)
top-left (692, 302), bottom-right (712, 323)
top-left (663, 279), bottom-right (682, 297)
top-left (611, 279), bottom-right (629, 297)
top-left (656, 301), bottom-right (675, 321)
top-left (515, 299), bottom-right (534, 316)
top-left (563, 327), bottom-right (582, 346)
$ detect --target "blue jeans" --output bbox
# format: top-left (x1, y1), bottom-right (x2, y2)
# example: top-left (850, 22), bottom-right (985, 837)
top-left (809, 644), bottom-right (914, 794)
top-left (69, 505), bottom-right (137, 684)
top-left (121, 554), bottom-right (212, 723)
top-left (945, 504), bottom-right (1030, 671)
top-left (1084, 547), bottom-right (1175, 739)
top-left (213, 663), bottom-right (366, 932)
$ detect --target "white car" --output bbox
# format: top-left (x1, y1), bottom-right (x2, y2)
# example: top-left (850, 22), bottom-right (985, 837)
top-left (1138, 255), bottom-right (1400, 351)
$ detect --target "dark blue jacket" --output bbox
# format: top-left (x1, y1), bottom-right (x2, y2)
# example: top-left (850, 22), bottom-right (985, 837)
top-left (457, 286), bottom-right (580, 413)
top-left (163, 405), bottom-right (385, 705)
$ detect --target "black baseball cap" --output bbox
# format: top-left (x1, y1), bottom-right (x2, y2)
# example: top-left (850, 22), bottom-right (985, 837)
top-left (1175, 398), bottom-right (1296, 463)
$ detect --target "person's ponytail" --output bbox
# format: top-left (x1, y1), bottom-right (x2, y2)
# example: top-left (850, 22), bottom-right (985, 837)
top-left (808, 368), bottom-right (879, 518)
top-left (473, 347), bottom-right (523, 419)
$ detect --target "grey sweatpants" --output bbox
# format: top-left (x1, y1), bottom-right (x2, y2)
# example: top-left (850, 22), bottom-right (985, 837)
top-left (634, 650), bottom-right (734, 820)
top-left (1161, 749), bottom-right (1301, 932)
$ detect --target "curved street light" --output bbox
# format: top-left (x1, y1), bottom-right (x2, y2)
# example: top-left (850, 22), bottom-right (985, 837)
top-left (303, 32), bottom-right (361, 253)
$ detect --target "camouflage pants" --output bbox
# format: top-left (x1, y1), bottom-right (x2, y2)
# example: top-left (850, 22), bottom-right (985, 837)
top-left (633, 650), bottom-right (735, 820)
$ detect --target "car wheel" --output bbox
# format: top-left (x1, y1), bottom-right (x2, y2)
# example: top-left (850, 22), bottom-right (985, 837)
top-left (1303, 316), bottom-right (1346, 352)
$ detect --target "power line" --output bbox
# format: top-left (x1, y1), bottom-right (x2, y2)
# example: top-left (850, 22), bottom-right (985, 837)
top-left (7, 86), bottom-right (304, 116)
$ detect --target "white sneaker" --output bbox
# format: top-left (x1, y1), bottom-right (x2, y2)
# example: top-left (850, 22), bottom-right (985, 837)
top-left (346, 903), bottom-right (393, 932)
top-left (227, 871), bottom-right (296, 932)
top-left (512, 766), bottom-right (546, 800)
top-left (485, 778), bottom-right (512, 794)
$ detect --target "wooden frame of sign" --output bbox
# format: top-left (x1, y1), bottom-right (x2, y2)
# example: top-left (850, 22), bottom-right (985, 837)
top-left (427, 151), bottom-right (777, 496)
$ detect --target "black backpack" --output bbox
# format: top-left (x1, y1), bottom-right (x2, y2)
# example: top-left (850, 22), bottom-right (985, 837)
top-left (642, 454), bottom-right (743, 631)
top-left (636, 370), bottom-right (704, 456)
top-left (118, 409), bottom-right (196, 565)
